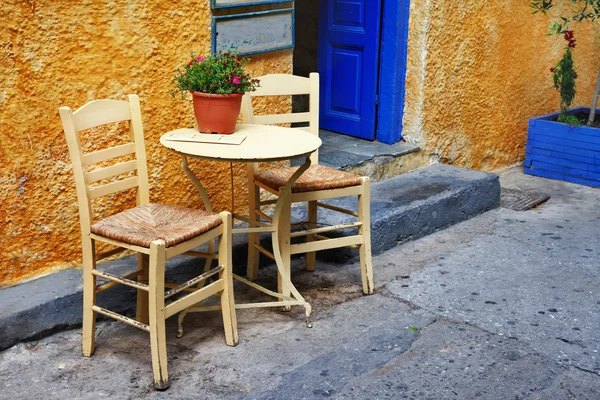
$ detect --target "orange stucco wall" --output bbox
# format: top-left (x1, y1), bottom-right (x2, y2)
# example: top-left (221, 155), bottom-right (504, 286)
top-left (403, 1), bottom-right (600, 170)
top-left (0, 1), bottom-right (292, 287)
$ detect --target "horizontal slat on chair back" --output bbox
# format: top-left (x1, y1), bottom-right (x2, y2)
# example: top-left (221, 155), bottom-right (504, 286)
top-left (251, 74), bottom-right (310, 96)
top-left (73, 99), bottom-right (132, 131)
top-left (253, 112), bottom-right (310, 125)
top-left (88, 176), bottom-right (140, 199)
top-left (82, 140), bottom-right (140, 201)
top-left (87, 160), bottom-right (138, 184)
top-left (82, 143), bottom-right (136, 166)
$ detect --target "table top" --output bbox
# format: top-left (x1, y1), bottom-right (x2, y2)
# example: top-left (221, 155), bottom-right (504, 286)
top-left (160, 124), bottom-right (322, 162)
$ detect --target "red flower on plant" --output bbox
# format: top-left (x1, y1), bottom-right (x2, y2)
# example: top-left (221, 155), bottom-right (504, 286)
top-left (564, 30), bottom-right (574, 41)
top-left (231, 76), bottom-right (241, 85)
top-left (550, 67), bottom-right (555, 73)
top-left (564, 30), bottom-right (576, 48)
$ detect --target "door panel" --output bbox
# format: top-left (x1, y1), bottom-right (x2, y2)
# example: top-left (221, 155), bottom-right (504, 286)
top-left (330, 49), bottom-right (360, 112)
top-left (318, 0), bottom-right (382, 139)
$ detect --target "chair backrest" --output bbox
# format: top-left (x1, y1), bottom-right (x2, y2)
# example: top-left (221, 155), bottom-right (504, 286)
top-left (59, 94), bottom-right (150, 236)
top-left (242, 73), bottom-right (320, 163)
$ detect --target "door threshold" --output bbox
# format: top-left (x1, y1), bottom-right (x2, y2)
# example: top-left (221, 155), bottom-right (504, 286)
top-left (292, 130), bottom-right (425, 182)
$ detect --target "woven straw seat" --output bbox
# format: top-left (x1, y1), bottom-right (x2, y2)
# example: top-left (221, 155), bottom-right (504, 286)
top-left (255, 164), bottom-right (362, 193)
top-left (91, 203), bottom-right (222, 248)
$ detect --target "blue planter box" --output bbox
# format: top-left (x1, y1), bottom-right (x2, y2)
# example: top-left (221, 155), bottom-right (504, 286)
top-left (524, 106), bottom-right (600, 188)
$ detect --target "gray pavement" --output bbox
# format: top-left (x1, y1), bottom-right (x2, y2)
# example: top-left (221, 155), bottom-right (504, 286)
top-left (0, 167), bottom-right (599, 399)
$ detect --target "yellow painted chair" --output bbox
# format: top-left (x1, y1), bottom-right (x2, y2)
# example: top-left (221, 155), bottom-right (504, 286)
top-left (59, 94), bottom-right (238, 390)
top-left (242, 73), bottom-right (374, 296)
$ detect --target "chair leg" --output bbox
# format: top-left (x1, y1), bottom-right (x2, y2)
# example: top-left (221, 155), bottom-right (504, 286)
top-left (136, 254), bottom-right (149, 324)
top-left (148, 241), bottom-right (169, 390)
top-left (204, 239), bottom-right (216, 274)
top-left (305, 200), bottom-right (318, 271)
top-left (218, 212), bottom-right (239, 346)
top-left (81, 237), bottom-right (97, 357)
top-left (358, 178), bottom-right (374, 295)
top-left (247, 164), bottom-right (260, 281)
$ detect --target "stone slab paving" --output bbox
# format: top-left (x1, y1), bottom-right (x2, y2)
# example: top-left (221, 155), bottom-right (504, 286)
top-left (0, 168), bottom-right (598, 399)
top-left (386, 168), bottom-right (600, 374)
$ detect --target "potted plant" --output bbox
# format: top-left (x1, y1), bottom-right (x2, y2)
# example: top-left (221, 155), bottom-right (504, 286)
top-left (171, 51), bottom-right (260, 134)
top-left (524, 1), bottom-right (600, 188)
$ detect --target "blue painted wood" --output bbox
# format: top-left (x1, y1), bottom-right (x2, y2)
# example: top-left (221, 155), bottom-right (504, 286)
top-left (525, 160), bottom-right (600, 181)
top-left (531, 123), bottom-right (600, 144)
top-left (211, 0), bottom-right (289, 9)
top-left (318, 0), bottom-right (382, 140)
top-left (527, 152), bottom-right (600, 174)
top-left (524, 107), bottom-right (600, 188)
top-left (528, 133), bottom-right (600, 152)
top-left (524, 166), bottom-right (600, 187)
top-left (376, 0), bottom-right (410, 144)
top-left (212, 9), bottom-right (294, 56)
top-left (526, 141), bottom-right (600, 163)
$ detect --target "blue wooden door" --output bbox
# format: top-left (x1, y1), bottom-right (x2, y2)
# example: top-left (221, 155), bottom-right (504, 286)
top-left (318, 0), bottom-right (382, 139)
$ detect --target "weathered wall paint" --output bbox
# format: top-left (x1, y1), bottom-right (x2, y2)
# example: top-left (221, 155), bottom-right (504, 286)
top-left (403, 1), bottom-right (600, 170)
top-left (0, 1), bottom-right (292, 287)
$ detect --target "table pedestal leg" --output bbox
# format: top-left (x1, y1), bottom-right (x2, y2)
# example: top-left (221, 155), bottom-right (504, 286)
top-left (271, 158), bottom-right (313, 326)
top-left (178, 155), bottom-right (216, 337)
top-left (277, 199), bottom-right (292, 311)
top-left (181, 156), bottom-right (216, 274)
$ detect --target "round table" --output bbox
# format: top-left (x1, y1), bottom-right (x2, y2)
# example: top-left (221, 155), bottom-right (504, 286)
top-left (160, 124), bottom-right (321, 163)
top-left (160, 124), bottom-right (322, 329)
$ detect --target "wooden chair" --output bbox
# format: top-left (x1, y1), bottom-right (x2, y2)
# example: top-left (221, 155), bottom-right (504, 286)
top-left (59, 95), bottom-right (238, 390)
top-left (242, 73), bottom-right (374, 295)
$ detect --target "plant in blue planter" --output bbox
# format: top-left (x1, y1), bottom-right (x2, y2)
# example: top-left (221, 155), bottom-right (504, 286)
top-left (525, 1), bottom-right (600, 188)
top-left (531, 0), bottom-right (600, 125)
top-left (525, 107), bottom-right (600, 187)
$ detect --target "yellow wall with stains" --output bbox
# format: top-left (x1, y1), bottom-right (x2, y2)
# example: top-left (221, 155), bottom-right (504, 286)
top-left (0, 1), bottom-right (292, 287)
top-left (403, 1), bottom-right (600, 170)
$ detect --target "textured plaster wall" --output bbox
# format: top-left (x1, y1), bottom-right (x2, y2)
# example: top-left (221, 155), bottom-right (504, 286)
top-left (0, 1), bottom-right (292, 287)
top-left (403, 1), bottom-right (600, 170)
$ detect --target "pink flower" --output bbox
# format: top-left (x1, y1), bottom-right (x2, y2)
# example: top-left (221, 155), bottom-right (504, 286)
top-left (231, 76), bottom-right (240, 85)
top-left (196, 57), bottom-right (205, 62)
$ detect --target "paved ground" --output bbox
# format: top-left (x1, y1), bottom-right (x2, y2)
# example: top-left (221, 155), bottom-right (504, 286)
top-left (0, 167), bottom-right (598, 399)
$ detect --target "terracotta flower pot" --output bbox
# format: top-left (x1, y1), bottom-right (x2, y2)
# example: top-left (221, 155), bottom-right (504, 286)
top-left (191, 91), bottom-right (243, 134)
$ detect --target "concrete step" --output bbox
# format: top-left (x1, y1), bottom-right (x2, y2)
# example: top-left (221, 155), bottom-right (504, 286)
top-left (292, 130), bottom-right (427, 182)
top-left (0, 164), bottom-right (500, 351)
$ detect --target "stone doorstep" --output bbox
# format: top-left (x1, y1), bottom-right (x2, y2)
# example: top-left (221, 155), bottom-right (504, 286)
top-left (0, 163), bottom-right (500, 351)
top-left (292, 130), bottom-right (424, 183)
